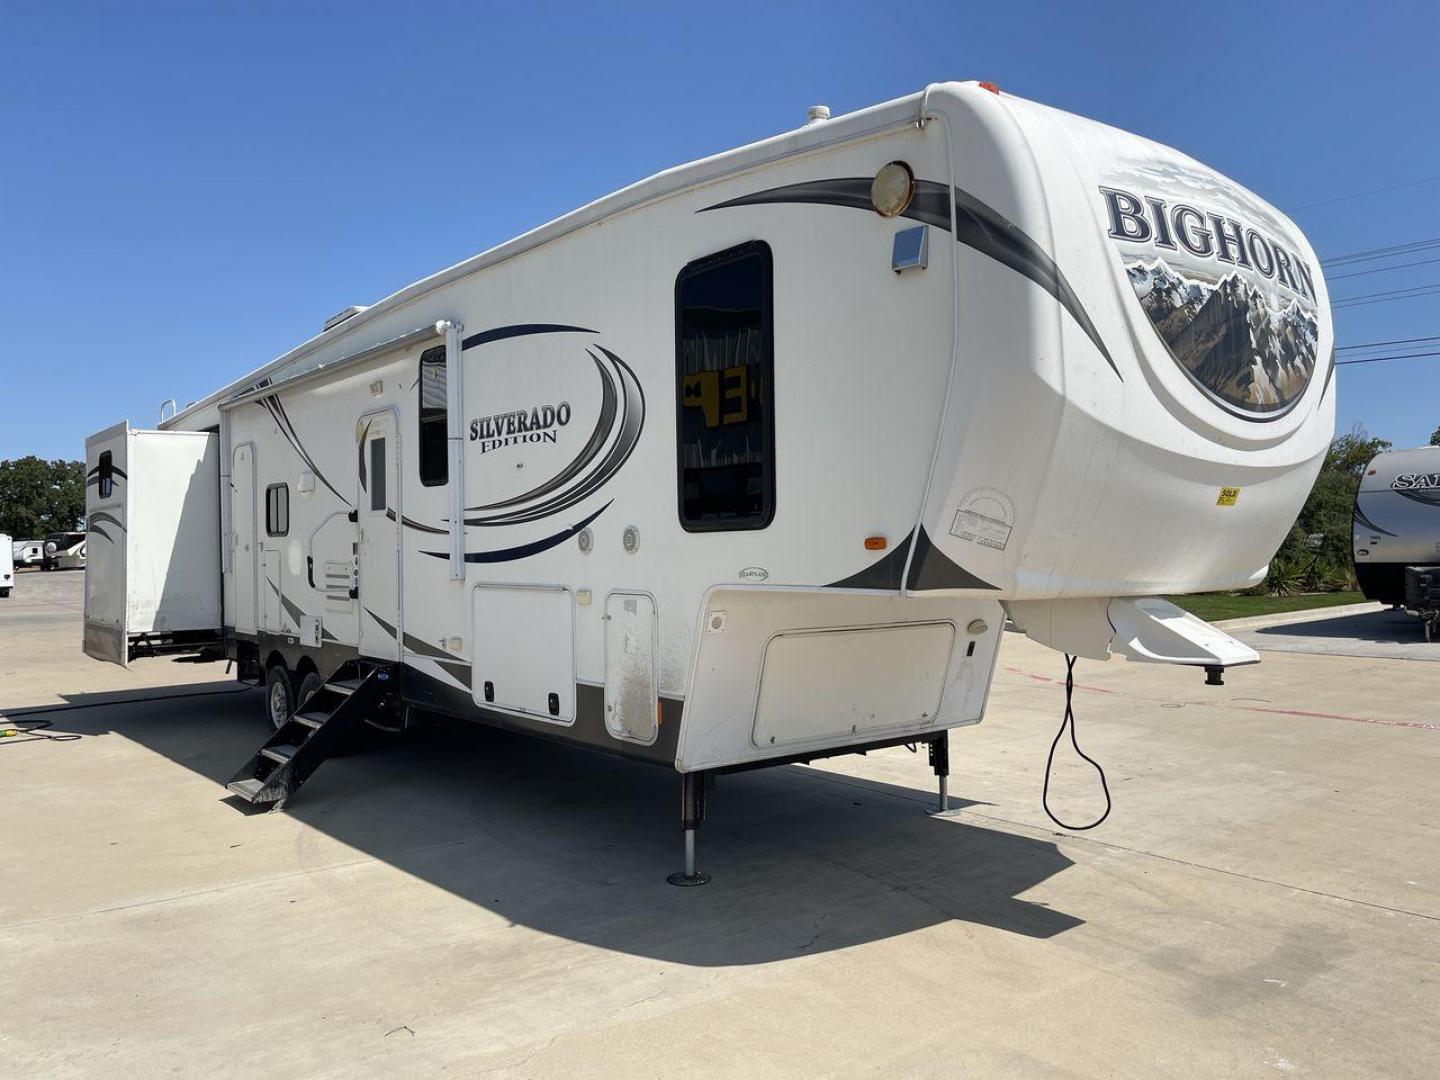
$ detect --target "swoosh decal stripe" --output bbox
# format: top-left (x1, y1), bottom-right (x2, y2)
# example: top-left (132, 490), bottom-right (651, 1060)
top-left (701, 178), bottom-right (1120, 380)
top-left (464, 346), bottom-right (644, 527)
top-left (1352, 504), bottom-right (1397, 537)
top-left (425, 501), bottom-right (611, 564)
top-left (465, 348), bottom-right (619, 513)
top-left (461, 323), bottom-right (594, 352)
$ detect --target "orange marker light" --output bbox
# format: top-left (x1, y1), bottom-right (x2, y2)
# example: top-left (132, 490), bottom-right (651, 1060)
top-left (978, 81), bottom-right (1001, 95)
top-left (864, 536), bottom-right (887, 551)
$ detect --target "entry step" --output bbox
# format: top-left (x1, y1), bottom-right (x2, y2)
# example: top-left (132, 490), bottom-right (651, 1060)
top-left (227, 778), bottom-right (265, 800)
top-left (260, 744), bottom-right (297, 764)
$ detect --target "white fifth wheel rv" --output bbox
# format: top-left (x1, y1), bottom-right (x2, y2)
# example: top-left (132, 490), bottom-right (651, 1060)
top-left (84, 82), bottom-right (1334, 883)
top-left (1353, 445), bottom-right (1440, 621)
top-left (1, 535), bottom-right (12, 598)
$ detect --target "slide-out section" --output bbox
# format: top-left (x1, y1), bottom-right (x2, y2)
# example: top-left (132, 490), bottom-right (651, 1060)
top-left (83, 423), bottom-right (222, 666)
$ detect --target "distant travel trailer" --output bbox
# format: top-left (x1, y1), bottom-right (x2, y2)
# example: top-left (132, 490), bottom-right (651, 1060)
top-left (83, 82), bottom-right (1335, 881)
top-left (12, 539), bottom-right (44, 567)
top-left (42, 531), bottom-right (87, 571)
top-left (1353, 445), bottom-right (1440, 608)
top-left (1, 534), bottom-right (12, 597)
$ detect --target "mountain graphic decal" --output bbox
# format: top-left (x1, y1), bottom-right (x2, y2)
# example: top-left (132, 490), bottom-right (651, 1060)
top-left (1099, 175), bottom-right (1323, 420)
top-left (1127, 257), bottom-right (1319, 414)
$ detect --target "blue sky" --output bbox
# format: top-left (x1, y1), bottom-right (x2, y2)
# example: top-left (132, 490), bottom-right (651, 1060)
top-left (3, 0), bottom-right (1438, 459)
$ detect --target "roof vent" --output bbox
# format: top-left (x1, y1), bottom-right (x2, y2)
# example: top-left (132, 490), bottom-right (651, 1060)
top-left (323, 305), bottom-right (368, 333)
top-left (805, 104), bottom-right (831, 126)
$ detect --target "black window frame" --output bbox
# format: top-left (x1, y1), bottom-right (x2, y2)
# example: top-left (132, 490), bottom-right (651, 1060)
top-left (265, 483), bottom-right (289, 537)
top-left (417, 345), bottom-right (448, 487)
top-left (97, 451), bottom-right (114, 500)
top-left (674, 239), bottom-right (776, 532)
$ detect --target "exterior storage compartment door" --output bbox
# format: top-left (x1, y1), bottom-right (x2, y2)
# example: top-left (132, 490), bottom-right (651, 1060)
top-left (472, 584), bottom-right (575, 723)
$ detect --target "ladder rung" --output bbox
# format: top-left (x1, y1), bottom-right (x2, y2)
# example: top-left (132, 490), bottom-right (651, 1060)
top-left (260, 744), bottom-right (297, 764)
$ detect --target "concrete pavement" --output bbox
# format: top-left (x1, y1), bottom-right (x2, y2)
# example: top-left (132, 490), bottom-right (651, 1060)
top-left (1, 573), bottom-right (1436, 1078)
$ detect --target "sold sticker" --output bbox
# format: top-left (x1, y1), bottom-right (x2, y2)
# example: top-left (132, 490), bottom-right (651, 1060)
top-left (1216, 487), bottom-right (1240, 507)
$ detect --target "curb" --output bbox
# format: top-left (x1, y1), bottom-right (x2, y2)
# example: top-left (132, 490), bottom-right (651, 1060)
top-left (1213, 601), bottom-right (1385, 632)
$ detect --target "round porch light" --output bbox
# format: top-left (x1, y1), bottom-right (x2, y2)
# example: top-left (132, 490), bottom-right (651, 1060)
top-left (871, 161), bottom-right (915, 217)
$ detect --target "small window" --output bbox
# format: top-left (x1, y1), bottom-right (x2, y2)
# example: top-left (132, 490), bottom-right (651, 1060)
top-left (369, 438), bottom-right (387, 511)
top-left (265, 484), bottom-right (289, 536)
top-left (97, 451), bottom-right (113, 500)
top-left (675, 240), bottom-right (775, 530)
top-left (418, 346), bottom-right (448, 486)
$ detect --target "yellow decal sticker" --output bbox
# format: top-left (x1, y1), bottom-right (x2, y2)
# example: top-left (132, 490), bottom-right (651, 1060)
top-left (1216, 487), bottom-right (1240, 507)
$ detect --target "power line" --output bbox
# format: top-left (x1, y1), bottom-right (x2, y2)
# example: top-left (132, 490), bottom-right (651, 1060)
top-left (1327, 255), bottom-right (1440, 281)
top-left (1295, 173), bottom-right (1440, 211)
top-left (1336, 334), bottom-right (1440, 352)
top-left (1332, 282), bottom-right (1440, 308)
top-left (1322, 237), bottom-right (1440, 267)
top-left (1336, 349), bottom-right (1440, 367)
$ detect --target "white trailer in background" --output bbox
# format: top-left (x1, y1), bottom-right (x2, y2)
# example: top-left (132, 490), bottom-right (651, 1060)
top-left (12, 539), bottom-right (44, 568)
top-left (83, 81), bottom-right (1334, 882)
top-left (1353, 445), bottom-right (1440, 636)
top-left (1, 535), bottom-right (12, 597)
top-left (82, 423), bottom-right (222, 666)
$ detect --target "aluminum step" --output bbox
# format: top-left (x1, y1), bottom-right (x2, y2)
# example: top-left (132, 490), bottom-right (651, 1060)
top-left (227, 777), bottom-right (266, 802)
top-left (327, 679), bottom-right (362, 696)
top-left (260, 744), bottom-right (297, 765)
top-left (293, 712), bottom-right (328, 729)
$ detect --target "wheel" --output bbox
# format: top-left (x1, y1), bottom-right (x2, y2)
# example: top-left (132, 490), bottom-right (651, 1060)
top-left (264, 664), bottom-right (297, 731)
top-left (0, 588), bottom-right (9, 598)
top-left (296, 670), bottom-right (324, 712)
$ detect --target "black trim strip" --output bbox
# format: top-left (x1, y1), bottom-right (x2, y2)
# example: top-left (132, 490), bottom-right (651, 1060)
top-left (701, 178), bottom-right (1120, 380)
top-left (905, 525), bottom-right (999, 591)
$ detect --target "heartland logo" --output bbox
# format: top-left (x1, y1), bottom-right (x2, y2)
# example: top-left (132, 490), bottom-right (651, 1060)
top-left (1099, 185), bottom-right (1321, 419)
top-left (1392, 473), bottom-right (1440, 491)
top-left (469, 402), bottom-right (572, 454)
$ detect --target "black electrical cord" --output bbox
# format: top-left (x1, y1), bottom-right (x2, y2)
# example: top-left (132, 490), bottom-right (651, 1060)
top-left (0, 718), bottom-right (83, 744)
top-left (1041, 654), bottom-right (1112, 831)
top-left (0, 684), bottom-right (258, 746)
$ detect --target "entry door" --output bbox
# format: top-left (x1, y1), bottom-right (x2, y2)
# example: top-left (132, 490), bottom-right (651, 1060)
top-left (357, 410), bottom-right (402, 660)
top-left (231, 443), bottom-right (257, 635)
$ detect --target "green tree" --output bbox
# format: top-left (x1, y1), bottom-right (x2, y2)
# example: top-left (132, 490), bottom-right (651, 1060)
top-left (1269, 427), bottom-right (1390, 586)
top-left (0, 457), bottom-right (87, 538)
top-left (1430, 426), bottom-right (1439, 447)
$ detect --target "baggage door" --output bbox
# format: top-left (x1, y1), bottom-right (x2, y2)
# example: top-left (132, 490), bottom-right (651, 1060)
top-left (231, 442), bottom-right (258, 636)
top-left (357, 410), bottom-right (402, 660)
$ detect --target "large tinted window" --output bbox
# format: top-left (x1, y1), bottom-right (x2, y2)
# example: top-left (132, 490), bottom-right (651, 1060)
top-left (675, 241), bottom-right (774, 530)
top-left (418, 345), bottom-right (447, 486)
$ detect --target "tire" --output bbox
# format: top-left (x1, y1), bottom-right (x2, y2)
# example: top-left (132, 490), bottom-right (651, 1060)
top-left (264, 664), bottom-right (297, 731)
top-left (296, 670), bottom-right (324, 713)
top-left (0, 588), bottom-right (9, 598)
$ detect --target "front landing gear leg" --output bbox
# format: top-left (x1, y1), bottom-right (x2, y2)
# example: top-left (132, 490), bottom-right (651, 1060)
top-left (667, 771), bottom-right (711, 886)
top-left (928, 732), bottom-right (956, 815)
